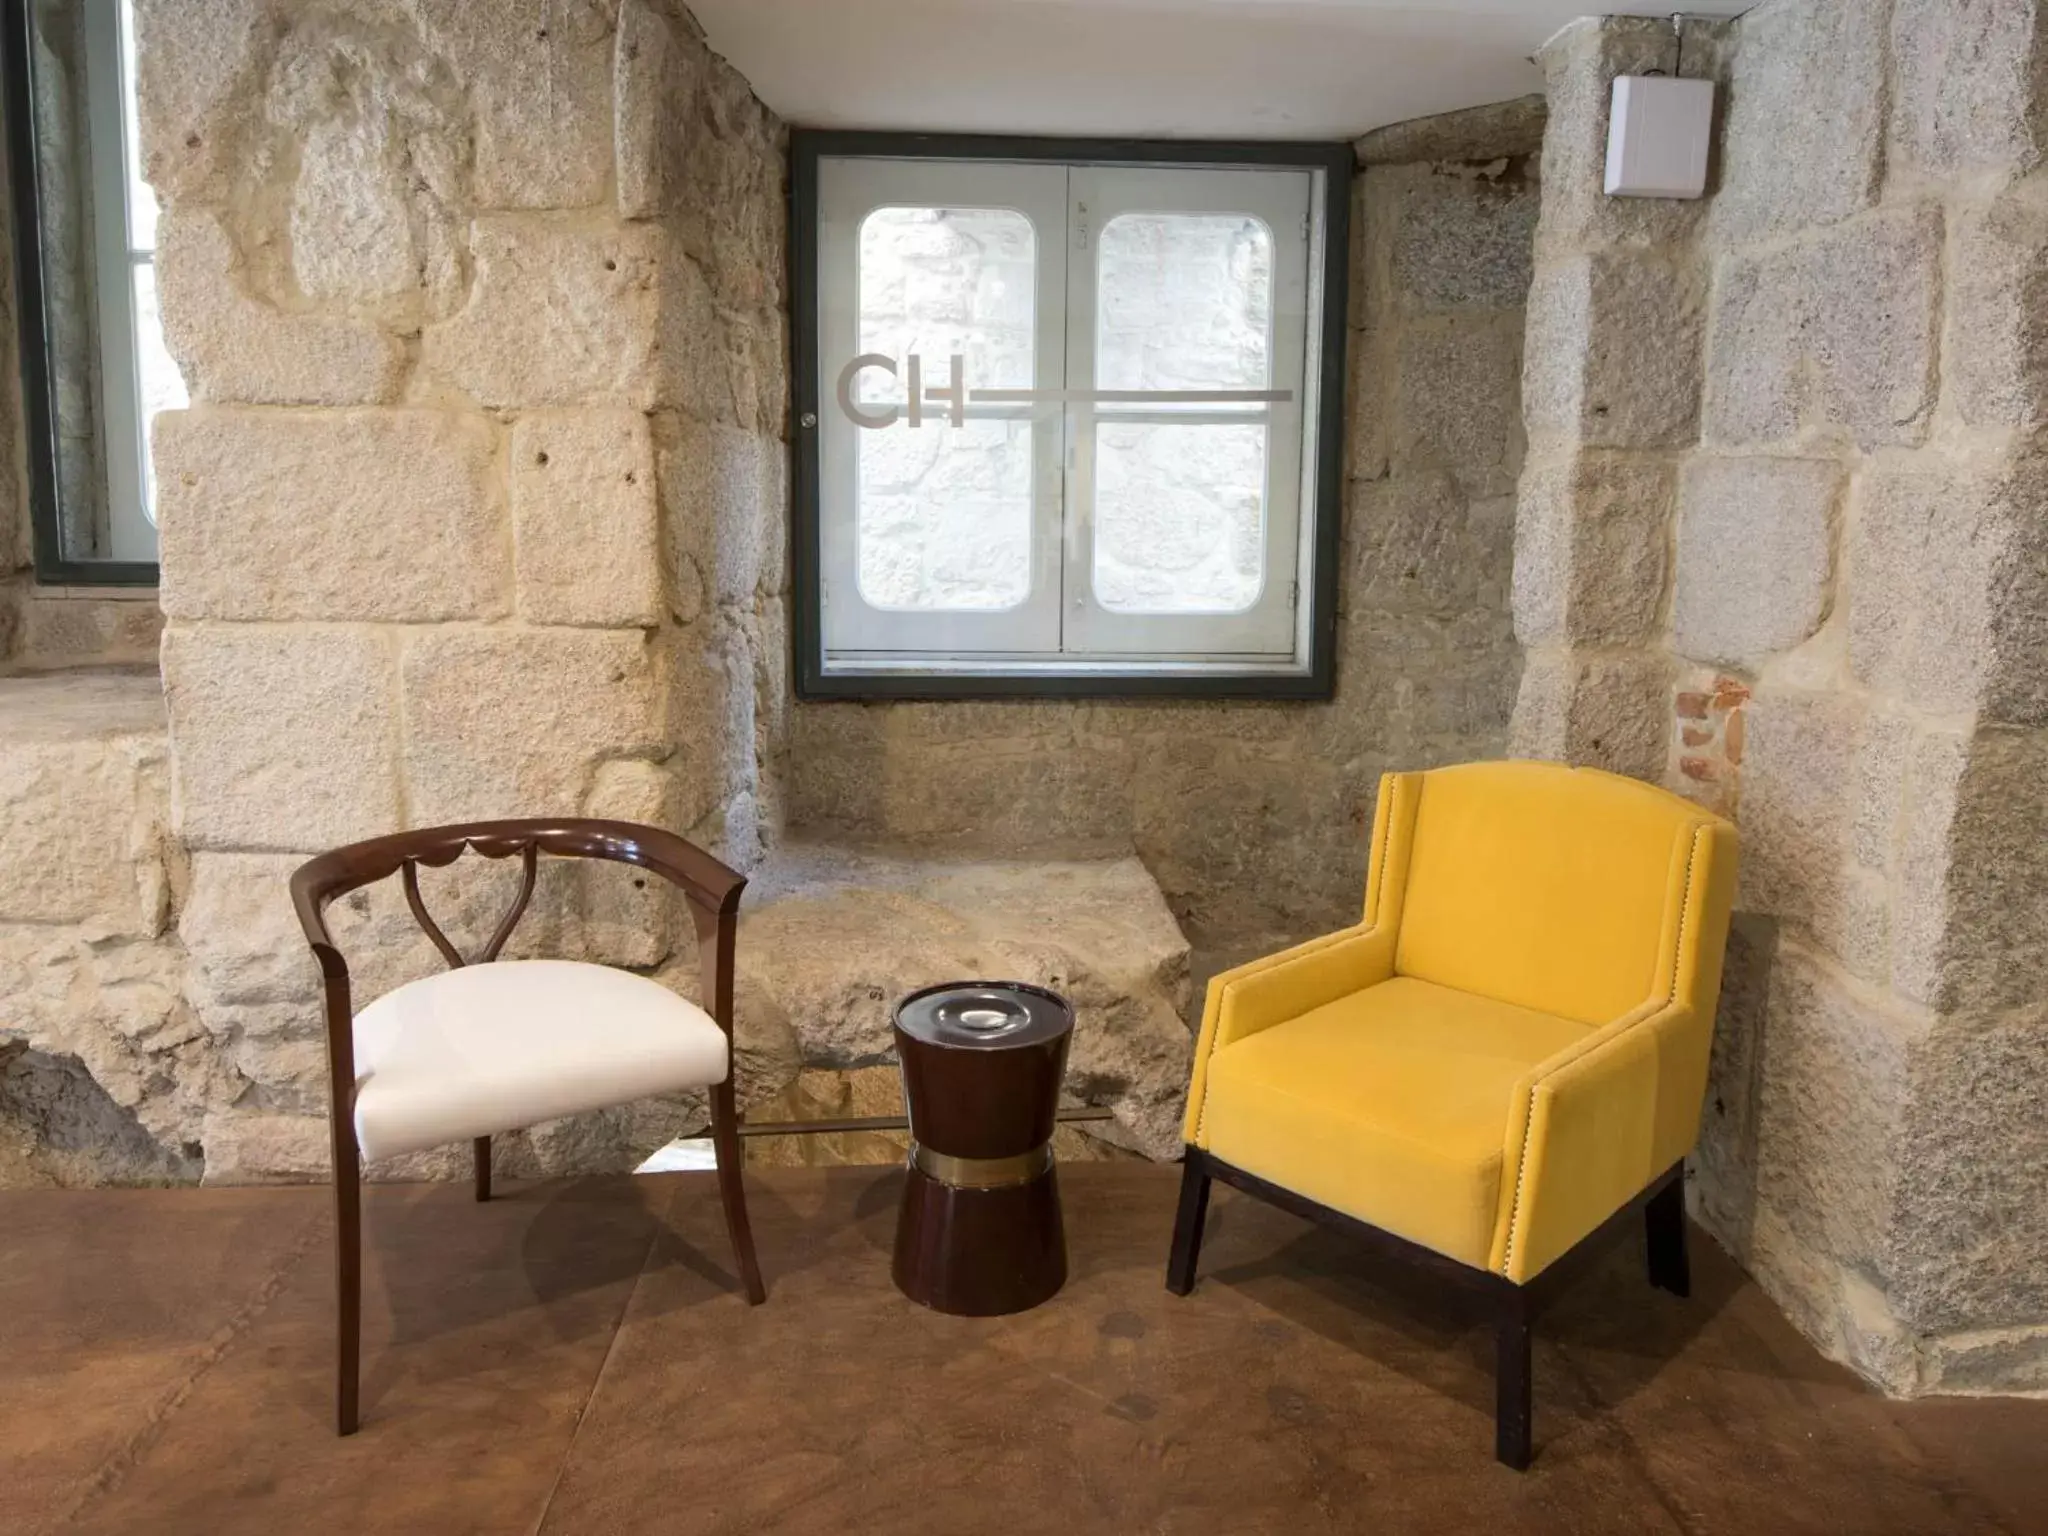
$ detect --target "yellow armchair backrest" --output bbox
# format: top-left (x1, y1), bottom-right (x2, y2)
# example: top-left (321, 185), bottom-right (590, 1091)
top-left (1369, 761), bottom-right (1737, 1030)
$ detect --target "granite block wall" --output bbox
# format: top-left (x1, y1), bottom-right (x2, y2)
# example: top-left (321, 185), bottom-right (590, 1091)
top-left (7, 0), bottom-right (792, 1182)
top-left (1512, 1), bottom-right (2048, 1395)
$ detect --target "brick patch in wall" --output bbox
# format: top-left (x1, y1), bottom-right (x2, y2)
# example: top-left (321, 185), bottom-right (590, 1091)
top-left (1673, 674), bottom-right (1749, 808)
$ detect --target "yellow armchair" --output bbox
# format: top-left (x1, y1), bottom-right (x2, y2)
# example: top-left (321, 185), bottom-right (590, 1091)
top-left (1166, 760), bottom-right (1738, 1468)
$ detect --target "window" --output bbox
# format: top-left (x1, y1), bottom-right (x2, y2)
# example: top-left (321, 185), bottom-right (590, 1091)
top-left (4, 0), bottom-right (182, 582)
top-left (793, 136), bottom-right (1350, 698)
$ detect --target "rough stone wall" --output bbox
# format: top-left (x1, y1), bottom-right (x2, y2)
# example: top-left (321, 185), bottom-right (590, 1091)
top-left (5, 0), bottom-right (1207, 1187)
top-left (0, 672), bottom-right (197, 1186)
top-left (0, 87), bottom-right (181, 1180)
top-left (1505, 16), bottom-right (1714, 782)
top-left (119, 0), bottom-right (788, 1181)
top-left (1512, 3), bottom-right (2048, 1395)
top-left (788, 110), bottom-right (1539, 947)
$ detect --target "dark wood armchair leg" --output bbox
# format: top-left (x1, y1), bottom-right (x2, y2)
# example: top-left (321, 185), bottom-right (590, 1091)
top-left (473, 1135), bottom-right (492, 1203)
top-left (709, 1082), bottom-right (766, 1304)
top-left (334, 1137), bottom-right (362, 1436)
top-left (1494, 1289), bottom-right (1533, 1470)
top-left (1646, 1170), bottom-right (1689, 1298)
top-left (1165, 1150), bottom-right (1213, 1296)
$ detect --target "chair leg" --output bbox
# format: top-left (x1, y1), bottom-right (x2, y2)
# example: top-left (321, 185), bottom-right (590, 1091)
top-left (1646, 1171), bottom-right (1690, 1298)
top-left (709, 1081), bottom-right (766, 1305)
top-left (1165, 1151), bottom-right (1212, 1297)
top-left (1494, 1288), bottom-right (1533, 1470)
top-left (473, 1135), bottom-right (492, 1203)
top-left (334, 1133), bottom-right (362, 1436)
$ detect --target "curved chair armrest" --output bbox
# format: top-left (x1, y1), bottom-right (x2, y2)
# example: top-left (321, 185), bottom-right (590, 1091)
top-left (1487, 998), bottom-right (1710, 1283)
top-left (1183, 923), bottom-right (1397, 1144)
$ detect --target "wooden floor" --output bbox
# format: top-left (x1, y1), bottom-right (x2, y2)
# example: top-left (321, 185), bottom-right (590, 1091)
top-left (3, 1163), bottom-right (2043, 1536)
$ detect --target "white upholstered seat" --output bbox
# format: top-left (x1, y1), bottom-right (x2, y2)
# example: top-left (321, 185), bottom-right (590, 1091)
top-left (351, 958), bottom-right (728, 1162)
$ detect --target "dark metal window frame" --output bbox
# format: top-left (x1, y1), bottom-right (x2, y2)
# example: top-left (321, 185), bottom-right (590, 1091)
top-left (789, 130), bottom-right (1352, 701)
top-left (1, 0), bottom-right (156, 586)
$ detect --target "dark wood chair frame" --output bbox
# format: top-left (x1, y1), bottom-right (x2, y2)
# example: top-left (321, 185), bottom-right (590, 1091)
top-left (291, 818), bottom-right (767, 1437)
top-left (1166, 1147), bottom-right (1688, 1470)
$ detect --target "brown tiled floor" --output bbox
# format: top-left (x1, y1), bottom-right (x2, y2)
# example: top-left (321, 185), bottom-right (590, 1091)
top-left (3, 1164), bottom-right (2043, 1535)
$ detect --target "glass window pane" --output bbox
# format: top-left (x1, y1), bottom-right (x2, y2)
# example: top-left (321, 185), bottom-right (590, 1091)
top-left (1093, 422), bottom-right (1265, 614)
top-left (1095, 213), bottom-right (1272, 397)
top-left (857, 205), bottom-right (1035, 402)
top-left (852, 203), bottom-right (1037, 614)
top-left (21, 0), bottom-right (125, 562)
top-left (133, 262), bottom-right (186, 525)
top-left (119, 0), bottom-right (155, 250)
top-left (857, 418), bottom-right (1033, 611)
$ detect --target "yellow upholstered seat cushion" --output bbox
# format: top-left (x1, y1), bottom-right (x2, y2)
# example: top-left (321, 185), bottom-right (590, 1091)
top-left (1197, 976), bottom-right (1592, 1268)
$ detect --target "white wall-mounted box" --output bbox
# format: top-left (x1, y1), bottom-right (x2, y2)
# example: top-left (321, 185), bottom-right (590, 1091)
top-left (1604, 75), bottom-right (1714, 199)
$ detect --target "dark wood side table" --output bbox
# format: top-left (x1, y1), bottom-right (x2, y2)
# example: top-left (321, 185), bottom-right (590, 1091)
top-left (891, 981), bottom-right (1074, 1316)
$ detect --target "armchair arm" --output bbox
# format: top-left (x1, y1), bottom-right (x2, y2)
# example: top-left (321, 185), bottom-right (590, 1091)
top-left (1183, 923), bottom-right (1397, 1145)
top-left (1486, 997), bottom-right (1711, 1282)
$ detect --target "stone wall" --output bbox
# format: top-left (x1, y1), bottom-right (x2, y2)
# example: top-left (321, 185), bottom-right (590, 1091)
top-left (0, 670), bottom-right (204, 1187)
top-left (0, 81), bottom-right (180, 1182)
top-left (788, 108), bottom-right (1539, 947)
top-left (3, 6), bottom-right (1540, 1174)
top-left (1511, 2), bottom-right (2048, 1395)
top-left (116, 0), bottom-right (789, 1180)
top-left (1, 0), bottom-right (1220, 1188)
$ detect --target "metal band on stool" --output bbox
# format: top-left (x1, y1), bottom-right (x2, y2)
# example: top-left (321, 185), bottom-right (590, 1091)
top-left (910, 1140), bottom-right (1053, 1190)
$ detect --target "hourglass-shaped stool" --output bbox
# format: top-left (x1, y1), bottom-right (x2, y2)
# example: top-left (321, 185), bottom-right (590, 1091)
top-left (891, 981), bottom-right (1074, 1316)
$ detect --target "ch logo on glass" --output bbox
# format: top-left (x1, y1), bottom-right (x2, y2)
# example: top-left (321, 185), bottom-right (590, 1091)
top-left (835, 353), bottom-right (1292, 429)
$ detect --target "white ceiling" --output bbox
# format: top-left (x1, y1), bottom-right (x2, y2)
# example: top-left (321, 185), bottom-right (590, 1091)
top-left (689, 0), bottom-right (1751, 142)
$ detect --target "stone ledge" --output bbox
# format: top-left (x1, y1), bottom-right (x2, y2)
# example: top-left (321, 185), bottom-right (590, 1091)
top-left (0, 668), bottom-right (170, 932)
top-left (1, 586), bottom-right (163, 670)
top-left (0, 665), bottom-right (167, 739)
top-left (717, 843), bottom-right (1196, 1160)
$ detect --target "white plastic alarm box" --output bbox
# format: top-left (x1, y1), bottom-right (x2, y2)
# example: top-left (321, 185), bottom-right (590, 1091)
top-left (1604, 75), bottom-right (1714, 199)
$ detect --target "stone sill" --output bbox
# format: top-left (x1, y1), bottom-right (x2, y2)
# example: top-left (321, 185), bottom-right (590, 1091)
top-left (27, 585), bottom-right (162, 602)
top-left (0, 665), bottom-right (167, 738)
top-left (730, 840), bottom-right (1196, 1161)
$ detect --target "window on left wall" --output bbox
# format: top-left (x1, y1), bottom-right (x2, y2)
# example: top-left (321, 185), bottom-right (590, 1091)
top-left (3, 0), bottom-right (183, 583)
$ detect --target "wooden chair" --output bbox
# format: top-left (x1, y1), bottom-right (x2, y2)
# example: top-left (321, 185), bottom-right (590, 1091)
top-left (290, 818), bottom-right (766, 1436)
